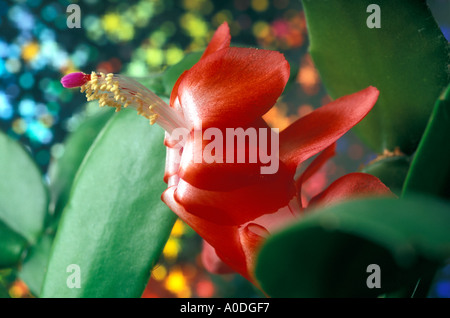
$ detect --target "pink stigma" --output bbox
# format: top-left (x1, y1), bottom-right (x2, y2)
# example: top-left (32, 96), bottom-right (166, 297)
top-left (61, 72), bottom-right (90, 88)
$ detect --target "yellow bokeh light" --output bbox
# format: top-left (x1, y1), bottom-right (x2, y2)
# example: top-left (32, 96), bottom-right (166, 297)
top-left (101, 12), bottom-right (135, 42)
top-left (252, 21), bottom-right (270, 38)
top-left (251, 0), bottom-right (269, 12)
top-left (165, 268), bottom-right (191, 297)
top-left (182, 0), bottom-right (203, 10)
top-left (117, 22), bottom-right (135, 42)
top-left (170, 219), bottom-right (186, 237)
top-left (297, 55), bottom-right (321, 95)
top-left (263, 102), bottom-right (298, 131)
top-left (21, 42), bottom-right (40, 62)
top-left (166, 47), bottom-right (184, 65)
top-left (102, 13), bottom-right (121, 32)
top-left (146, 47), bottom-right (164, 67)
top-left (163, 237), bottom-right (180, 260)
top-left (8, 280), bottom-right (29, 298)
top-left (213, 10), bottom-right (232, 27)
top-left (152, 264), bottom-right (167, 281)
top-left (180, 13), bottom-right (208, 39)
top-left (182, 0), bottom-right (213, 14)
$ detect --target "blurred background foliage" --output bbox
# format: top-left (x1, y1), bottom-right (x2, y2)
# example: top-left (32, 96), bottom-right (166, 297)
top-left (0, 0), bottom-right (449, 298)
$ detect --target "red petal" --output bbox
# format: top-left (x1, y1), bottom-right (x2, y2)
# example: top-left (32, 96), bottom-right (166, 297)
top-left (280, 87), bottom-right (379, 173)
top-left (297, 143), bottom-right (336, 186)
top-left (239, 223), bottom-right (269, 281)
top-left (174, 118), bottom-right (296, 225)
top-left (169, 23), bottom-right (230, 108)
top-left (201, 241), bottom-right (235, 274)
top-left (295, 143), bottom-right (336, 207)
top-left (177, 47), bottom-right (290, 129)
top-left (174, 164), bottom-right (296, 225)
top-left (307, 172), bottom-right (395, 209)
top-left (169, 71), bottom-right (187, 108)
top-left (178, 118), bottom-right (286, 191)
top-left (250, 201), bottom-right (301, 234)
top-left (164, 145), bottom-right (182, 185)
top-left (201, 22), bottom-right (231, 59)
top-left (162, 186), bottom-right (250, 279)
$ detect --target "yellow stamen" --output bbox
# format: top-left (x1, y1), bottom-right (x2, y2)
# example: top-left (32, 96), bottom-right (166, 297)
top-left (149, 114), bottom-right (159, 125)
top-left (73, 71), bottom-right (185, 132)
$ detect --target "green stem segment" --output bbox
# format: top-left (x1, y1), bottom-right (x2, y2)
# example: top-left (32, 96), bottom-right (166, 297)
top-left (301, 0), bottom-right (450, 154)
top-left (402, 84), bottom-right (450, 199)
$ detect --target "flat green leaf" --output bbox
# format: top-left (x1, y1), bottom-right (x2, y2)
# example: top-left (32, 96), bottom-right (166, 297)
top-left (402, 84), bottom-right (450, 199)
top-left (255, 196), bottom-right (450, 297)
top-left (18, 233), bottom-right (54, 297)
top-left (47, 108), bottom-right (114, 225)
top-left (361, 155), bottom-right (411, 196)
top-left (41, 109), bottom-right (176, 298)
top-left (301, 0), bottom-right (450, 154)
top-left (0, 131), bottom-right (48, 267)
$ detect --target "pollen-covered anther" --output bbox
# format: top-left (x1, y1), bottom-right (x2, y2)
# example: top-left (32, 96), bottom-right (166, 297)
top-left (85, 88), bottom-right (93, 97)
top-left (137, 102), bottom-right (144, 115)
top-left (62, 70), bottom-right (187, 133)
top-left (90, 72), bottom-right (98, 83)
top-left (149, 114), bottom-right (159, 125)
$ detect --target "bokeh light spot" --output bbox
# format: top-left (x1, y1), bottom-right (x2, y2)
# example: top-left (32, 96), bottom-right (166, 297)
top-left (251, 0), bottom-right (269, 12)
top-left (163, 237), bottom-right (181, 261)
top-left (152, 265), bottom-right (167, 281)
top-left (196, 279), bottom-right (215, 298)
top-left (0, 93), bottom-right (13, 120)
top-left (165, 268), bottom-right (191, 298)
top-left (21, 42), bottom-right (40, 62)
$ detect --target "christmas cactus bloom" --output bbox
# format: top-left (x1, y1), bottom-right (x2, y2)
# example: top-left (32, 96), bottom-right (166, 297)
top-left (61, 22), bottom-right (393, 286)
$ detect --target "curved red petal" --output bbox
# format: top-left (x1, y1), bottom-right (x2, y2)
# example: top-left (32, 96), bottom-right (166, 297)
top-left (174, 164), bottom-right (296, 225)
top-left (177, 47), bottom-right (290, 129)
top-left (307, 172), bottom-right (395, 209)
top-left (178, 118), bottom-right (290, 192)
top-left (295, 143), bottom-right (336, 207)
top-left (169, 23), bottom-right (230, 108)
top-left (280, 86), bottom-right (379, 173)
top-left (164, 145), bottom-right (182, 185)
top-left (169, 71), bottom-right (188, 108)
top-left (239, 223), bottom-right (269, 282)
top-left (297, 143), bottom-right (336, 186)
top-left (162, 186), bottom-right (250, 279)
top-left (201, 241), bottom-right (235, 274)
top-left (250, 201), bottom-right (301, 234)
top-left (201, 22), bottom-right (231, 59)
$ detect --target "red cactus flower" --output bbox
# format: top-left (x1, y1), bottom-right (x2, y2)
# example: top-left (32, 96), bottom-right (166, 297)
top-left (160, 23), bottom-right (393, 284)
top-left (61, 22), bottom-right (393, 287)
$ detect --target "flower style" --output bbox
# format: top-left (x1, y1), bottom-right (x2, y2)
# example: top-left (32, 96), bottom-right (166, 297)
top-left (61, 22), bottom-right (393, 287)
